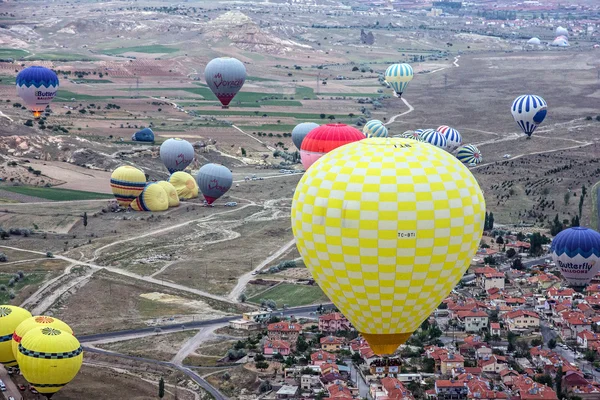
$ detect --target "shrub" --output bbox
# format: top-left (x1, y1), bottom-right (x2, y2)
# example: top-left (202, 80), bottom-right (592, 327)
top-left (0, 253), bottom-right (7, 262)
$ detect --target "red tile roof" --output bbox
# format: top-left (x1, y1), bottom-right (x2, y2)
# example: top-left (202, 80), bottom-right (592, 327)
top-left (311, 350), bottom-right (336, 363)
top-left (381, 377), bottom-right (415, 400)
top-left (491, 323), bottom-right (501, 329)
top-left (440, 353), bottom-right (465, 363)
top-left (436, 380), bottom-right (466, 388)
top-left (264, 340), bottom-right (290, 350)
top-left (505, 310), bottom-right (540, 320)
top-left (321, 336), bottom-right (345, 345)
top-left (319, 312), bottom-right (348, 321)
top-left (267, 322), bottom-right (302, 332)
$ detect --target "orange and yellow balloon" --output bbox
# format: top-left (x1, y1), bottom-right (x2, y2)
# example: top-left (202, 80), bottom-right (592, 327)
top-left (12, 316), bottom-right (73, 361)
top-left (291, 138), bottom-right (485, 355)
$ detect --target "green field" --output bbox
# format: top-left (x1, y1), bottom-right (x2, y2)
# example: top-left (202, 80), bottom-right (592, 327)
top-left (102, 45), bottom-right (179, 55)
top-left (0, 76), bottom-right (15, 85)
top-left (246, 76), bottom-right (277, 82)
top-left (295, 87), bottom-right (317, 99)
top-left (321, 92), bottom-right (381, 98)
top-left (56, 90), bottom-right (129, 101)
top-left (72, 79), bottom-right (113, 84)
top-left (0, 272), bottom-right (46, 303)
top-left (0, 48), bottom-right (29, 59)
top-left (247, 283), bottom-right (329, 308)
top-left (1, 186), bottom-right (114, 201)
top-left (192, 110), bottom-right (349, 119)
top-left (28, 53), bottom-right (96, 61)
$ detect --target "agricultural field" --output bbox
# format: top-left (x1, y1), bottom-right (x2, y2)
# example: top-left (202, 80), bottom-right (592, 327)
top-left (247, 283), bottom-right (329, 308)
top-left (0, 186), bottom-right (114, 201)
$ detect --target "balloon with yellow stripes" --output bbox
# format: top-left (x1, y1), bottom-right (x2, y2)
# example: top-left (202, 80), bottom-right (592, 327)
top-left (291, 137), bottom-right (485, 355)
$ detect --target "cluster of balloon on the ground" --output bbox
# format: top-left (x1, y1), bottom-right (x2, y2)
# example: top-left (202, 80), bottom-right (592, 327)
top-left (110, 138), bottom-right (233, 211)
top-left (0, 308), bottom-right (81, 398)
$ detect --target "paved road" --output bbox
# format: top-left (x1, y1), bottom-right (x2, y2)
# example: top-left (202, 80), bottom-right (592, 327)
top-left (84, 347), bottom-right (228, 400)
top-left (346, 361), bottom-right (372, 399)
top-left (79, 304), bottom-right (331, 343)
top-left (0, 365), bottom-right (22, 400)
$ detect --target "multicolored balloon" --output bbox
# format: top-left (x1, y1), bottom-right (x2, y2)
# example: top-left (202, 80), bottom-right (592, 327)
top-left (300, 124), bottom-right (365, 170)
top-left (168, 171), bottom-right (198, 200)
top-left (12, 316), bottom-right (73, 362)
top-left (552, 227), bottom-right (600, 287)
top-left (131, 127), bottom-right (154, 142)
top-left (456, 144), bottom-right (482, 166)
top-left (0, 306), bottom-right (31, 367)
top-left (130, 183), bottom-right (169, 212)
top-left (421, 129), bottom-right (447, 150)
top-left (16, 66), bottom-right (59, 119)
top-left (384, 63), bottom-right (413, 98)
top-left (197, 163), bottom-right (233, 205)
top-left (437, 126), bottom-right (462, 151)
top-left (17, 327), bottom-right (83, 397)
top-left (205, 57), bottom-right (247, 108)
top-left (160, 138), bottom-right (195, 174)
top-left (511, 95), bottom-right (547, 137)
top-left (401, 129), bottom-right (424, 141)
top-left (292, 122), bottom-right (320, 151)
top-left (363, 120), bottom-right (388, 138)
top-left (292, 138), bottom-right (485, 355)
top-left (110, 166), bottom-right (147, 207)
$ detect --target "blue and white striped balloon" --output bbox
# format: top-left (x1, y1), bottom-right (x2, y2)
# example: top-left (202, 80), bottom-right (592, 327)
top-left (421, 129), bottom-right (448, 149)
top-left (456, 144), bottom-right (482, 165)
top-left (384, 63), bottom-right (414, 98)
top-left (511, 95), bottom-right (547, 137)
top-left (363, 120), bottom-right (388, 138)
top-left (437, 126), bottom-right (462, 150)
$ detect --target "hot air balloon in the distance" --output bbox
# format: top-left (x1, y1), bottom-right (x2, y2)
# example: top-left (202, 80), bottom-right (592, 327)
top-left (168, 171), bottom-right (198, 200)
top-left (12, 316), bottom-right (73, 362)
top-left (437, 126), bottom-right (462, 151)
top-left (130, 183), bottom-right (169, 212)
top-left (511, 95), bottom-right (547, 138)
top-left (362, 120), bottom-right (388, 138)
top-left (197, 163), bottom-right (233, 205)
top-left (16, 66), bottom-right (59, 119)
top-left (552, 227), bottom-right (600, 288)
top-left (18, 327), bottom-right (83, 398)
top-left (110, 166), bottom-right (147, 207)
top-left (131, 127), bottom-right (154, 142)
top-left (300, 124), bottom-right (365, 170)
top-left (384, 63), bottom-right (413, 98)
top-left (205, 57), bottom-right (247, 108)
top-left (292, 138), bottom-right (486, 355)
top-left (401, 129), bottom-right (423, 141)
top-left (421, 129), bottom-right (448, 150)
top-left (156, 181), bottom-right (180, 208)
top-left (456, 144), bottom-right (482, 166)
top-left (160, 138), bottom-right (195, 174)
top-left (0, 306), bottom-right (32, 367)
top-left (292, 122), bottom-right (320, 151)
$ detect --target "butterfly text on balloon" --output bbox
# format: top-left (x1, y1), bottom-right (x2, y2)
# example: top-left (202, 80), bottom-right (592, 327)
top-left (558, 260), bottom-right (596, 272)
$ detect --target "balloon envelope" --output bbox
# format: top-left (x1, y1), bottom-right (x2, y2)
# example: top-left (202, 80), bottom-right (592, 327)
top-left (437, 126), bottom-right (462, 151)
top-left (160, 138), bottom-right (195, 174)
top-left (12, 316), bottom-right (73, 361)
top-left (300, 124), bottom-right (365, 170)
top-left (0, 306), bottom-right (32, 367)
top-left (17, 327), bottom-right (83, 397)
top-left (292, 138), bottom-right (485, 355)
top-left (156, 181), bottom-right (180, 207)
top-left (456, 144), bottom-right (482, 165)
top-left (168, 171), bottom-right (198, 200)
top-left (16, 66), bottom-right (59, 118)
top-left (292, 122), bottom-right (320, 150)
top-left (197, 163), bottom-right (233, 205)
top-left (552, 227), bottom-right (600, 287)
top-left (110, 166), bottom-right (146, 207)
top-left (511, 95), bottom-right (547, 137)
top-left (363, 120), bottom-right (388, 138)
top-left (130, 183), bottom-right (169, 212)
top-left (205, 57), bottom-right (247, 107)
top-left (131, 127), bottom-right (154, 142)
top-left (421, 129), bottom-right (448, 149)
top-left (384, 63), bottom-right (413, 97)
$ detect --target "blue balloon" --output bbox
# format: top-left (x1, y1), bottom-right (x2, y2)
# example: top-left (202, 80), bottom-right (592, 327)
top-left (511, 95), bottom-right (547, 137)
top-left (552, 227), bottom-right (600, 287)
top-left (16, 66), bottom-right (59, 117)
top-left (16, 66), bottom-right (59, 88)
top-left (132, 128), bottom-right (155, 142)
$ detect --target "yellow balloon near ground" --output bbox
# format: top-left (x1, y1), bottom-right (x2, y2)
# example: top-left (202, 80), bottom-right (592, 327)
top-left (168, 171), bottom-right (198, 199)
top-left (12, 316), bottom-right (73, 361)
top-left (0, 305), bottom-right (32, 367)
top-left (17, 327), bottom-right (83, 396)
top-left (291, 138), bottom-right (485, 355)
top-left (110, 166), bottom-right (146, 207)
top-left (156, 181), bottom-right (180, 207)
top-left (130, 183), bottom-right (169, 212)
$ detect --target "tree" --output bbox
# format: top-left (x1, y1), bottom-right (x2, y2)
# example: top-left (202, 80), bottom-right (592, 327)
top-left (351, 352), bottom-right (363, 364)
top-left (512, 258), bottom-right (523, 270)
top-left (534, 374), bottom-right (553, 387)
top-left (422, 357), bottom-right (435, 373)
top-left (550, 214), bottom-right (564, 236)
top-left (239, 293), bottom-right (247, 302)
top-left (531, 338), bottom-right (543, 347)
top-left (484, 212), bottom-right (489, 230)
top-left (496, 236), bottom-right (504, 244)
top-left (548, 338), bottom-right (557, 349)
top-left (241, 148), bottom-right (246, 157)
top-left (254, 354), bottom-right (266, 362)
top-left (158, 377), bottom-right (165, 399)
top-left (83, 212), bottom-right (88, 229)
top-left (484, 255), bottom-right (496, 265)
top-left (564, 192), bottom-right (571, 205)
top-left (571, 215), bottom-right (580, 227)
top-left (256, 361), bottom-right (269, 370)
top-left (506, 248), bottom-right (516, 258)
top-left (24, 119), bottom-right (33, 127)
top-left (327, 115), bottom-right (335, 120)
top-left (296, 335), bottom-right (309, 353)
top-left (320, 113), bottom-right (326, 119)
top-left (0, 253), bottom-right (7, 263)
top-left (556, 366), bottom-right (563, 398)
top-left (488, 212), bottom-right (494, 230)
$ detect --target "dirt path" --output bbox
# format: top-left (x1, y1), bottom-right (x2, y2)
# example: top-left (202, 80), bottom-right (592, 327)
top-left (171, 324), bottom-right (226, 365)
top-left (231, 124), bottom-right (276, 151)
top-left (227, 238), bottom-right (296, 302)
top-left (0, 110), bottom-right (13, 122)
top-left (453, 55), bottom-right (460, 67)
top-left (385, 97), bottom-right (414, 126)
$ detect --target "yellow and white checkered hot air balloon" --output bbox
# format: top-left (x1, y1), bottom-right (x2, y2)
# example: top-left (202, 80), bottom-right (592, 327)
top-left (291, 138), bottom-right (485, 355)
